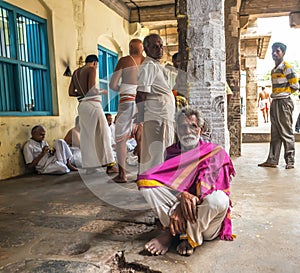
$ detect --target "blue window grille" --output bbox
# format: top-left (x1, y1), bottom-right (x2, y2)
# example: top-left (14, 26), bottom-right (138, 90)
top-left (98, 45), bottom-right (119, 114)
top-left (0, 2), bottom-right (52, 116)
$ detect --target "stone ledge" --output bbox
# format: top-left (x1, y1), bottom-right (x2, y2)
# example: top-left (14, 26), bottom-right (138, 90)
top-left (242, 133), bottom-right (300, 143)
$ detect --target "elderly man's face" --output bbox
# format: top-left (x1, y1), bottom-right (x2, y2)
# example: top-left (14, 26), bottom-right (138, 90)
top-left (146, 36), bottom-right (163, 60)
top-left (32, 127), bottom-right (46, 142)
top-left (177, 115), bottom-right (201, 150)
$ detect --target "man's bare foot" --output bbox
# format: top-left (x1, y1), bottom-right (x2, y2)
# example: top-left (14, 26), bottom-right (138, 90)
top-left (112, 175), bottom-right (127, 183)
top-left (145, 230), bottom-right (173, 255)
top-left (176, 240), bottom-right (194, 256)
top-left (67, 161), bottom-right (78, 171)
top-left (106, 166), bottom-right (118, 174)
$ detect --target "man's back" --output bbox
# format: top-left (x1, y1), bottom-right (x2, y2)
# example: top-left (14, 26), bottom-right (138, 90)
top-left (72, 66), bottom-right (96, 96)
top-left (119, 55), bottom-right (144, 84)
top-left (259, 89), bottom-right (269, 101)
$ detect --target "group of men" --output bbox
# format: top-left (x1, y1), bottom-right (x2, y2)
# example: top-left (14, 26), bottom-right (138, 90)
top-left (23, 37), bottom-right (298, 257)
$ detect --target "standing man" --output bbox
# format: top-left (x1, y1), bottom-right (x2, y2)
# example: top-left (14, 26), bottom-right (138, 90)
top-left (257, 86), bottom-right (271, 123)
top-left (136, 34), bottom-right (176, 173)
top-left (109, 39), bottom-right (145, 183)
top-left (69, 54), bottom-right (117, 174)
top-left (258, 42), bottom-right (299, 169)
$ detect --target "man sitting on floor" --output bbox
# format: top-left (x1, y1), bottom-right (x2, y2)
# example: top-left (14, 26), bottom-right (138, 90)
top-left (23, 125), bottom-right (78, 174)
top-left (137, 107), bottom-right (235, 256)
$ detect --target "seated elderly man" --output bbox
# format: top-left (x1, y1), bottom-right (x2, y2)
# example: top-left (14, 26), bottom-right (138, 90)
top-left (137, 107), bottom-right (235, 256)
top-left (23, 125), bottom-right (77, 174)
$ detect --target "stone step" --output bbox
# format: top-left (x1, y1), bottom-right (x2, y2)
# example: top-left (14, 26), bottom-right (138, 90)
top-left (242, 132), bottom-right (300, 143)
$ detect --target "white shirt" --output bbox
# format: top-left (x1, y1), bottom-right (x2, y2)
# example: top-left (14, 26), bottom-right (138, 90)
top-left (137, 56), bottom-right (175, 123)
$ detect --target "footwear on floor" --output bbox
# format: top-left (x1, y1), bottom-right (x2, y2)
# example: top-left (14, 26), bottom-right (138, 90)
top-left (285, 164), bottom-right (294, 169)
top-left (258, 162), bottom-right (277, 168)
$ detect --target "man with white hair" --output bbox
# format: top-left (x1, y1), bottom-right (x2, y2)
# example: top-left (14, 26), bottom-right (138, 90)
top-left (23, 125), bottom-right (77, 174)
top-left (137, 107), bottom-right (235, 256)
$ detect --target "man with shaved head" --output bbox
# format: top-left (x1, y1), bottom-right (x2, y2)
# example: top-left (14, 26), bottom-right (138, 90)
top-left (109, 39), bottom-right (145, 183)
top-left (136, 34), bottom-right (175, 174)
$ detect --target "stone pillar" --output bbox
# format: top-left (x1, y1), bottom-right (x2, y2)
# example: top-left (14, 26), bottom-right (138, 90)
top-left (178, 0), bottom-right (227, 148)
top-left (225, 0), bottom-right (241, 156)
top-left (244, 41), bottom-right (258, 127)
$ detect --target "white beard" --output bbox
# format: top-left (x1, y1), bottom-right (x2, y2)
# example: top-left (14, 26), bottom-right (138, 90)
top-left (179, 134), bottom-right (200, 150)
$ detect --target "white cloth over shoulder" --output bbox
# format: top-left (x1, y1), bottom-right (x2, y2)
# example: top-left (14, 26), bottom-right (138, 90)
top-left (137, 56), bottom-right (175, 123)
top-left (137, 56), bottom-right (175, 173)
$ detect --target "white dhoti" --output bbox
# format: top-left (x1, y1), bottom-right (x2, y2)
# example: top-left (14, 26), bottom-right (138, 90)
top-left (70, 147), bottom-right (82, 168)
top-left (140, 120), bottom-right (174, 173)
top-left (115, 84), bottom-right (137, 143)
top-left (140, 187), bottom-right (229, 246)
top-left (23, 138), bottom-right (73, 174)
top-left (78, 97), bottom-right (114, 168)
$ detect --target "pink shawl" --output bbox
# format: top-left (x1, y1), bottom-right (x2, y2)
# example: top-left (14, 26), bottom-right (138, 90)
top-left (137, 140), bottom-right (235, 240)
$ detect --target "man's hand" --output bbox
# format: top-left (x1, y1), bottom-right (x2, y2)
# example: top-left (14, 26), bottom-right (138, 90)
top-left (169, 205), bottom-right (186, 236)
top-left (42, 146), bottom-right (49, 155)
top-left (99, 89), bottom-right (108, 95)
top-left (178, 192), bottom-right (200, 224)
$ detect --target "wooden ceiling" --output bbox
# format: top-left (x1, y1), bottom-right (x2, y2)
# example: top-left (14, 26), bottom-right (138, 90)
top-left (99, 0), bottom-right (300, 23)
top-left (99, 0), bottom-right (175, 23)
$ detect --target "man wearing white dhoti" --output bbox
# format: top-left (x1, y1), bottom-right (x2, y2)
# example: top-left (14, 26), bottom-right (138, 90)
top-left (69, 54), bottom-right (117, 174)
top-left (23, 125), bottom-right (77, 174)
top-left (136, 34), bottom-right (175, 174)
top-left (109, 39), bottom-right (145, 182)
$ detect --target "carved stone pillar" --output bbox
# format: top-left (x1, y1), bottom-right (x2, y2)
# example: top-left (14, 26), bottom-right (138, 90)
top-left (178, 0), bottom-right (227, 148)
top-left (225, 0), bottom-right (241, 157)
top-left (244, 41), bottom-right (258, 127)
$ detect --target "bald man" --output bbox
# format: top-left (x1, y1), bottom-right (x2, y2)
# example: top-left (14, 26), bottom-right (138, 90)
top-left (109, 39), bottom-right (145, 183)
top-left (23, 125), bottom-right (77, 174)
top-left (136, 34), bottom-right (175, 174)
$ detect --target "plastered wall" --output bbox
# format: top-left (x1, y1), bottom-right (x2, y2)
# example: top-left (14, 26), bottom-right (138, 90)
top-left (0, 0), bottom-right (131, 180)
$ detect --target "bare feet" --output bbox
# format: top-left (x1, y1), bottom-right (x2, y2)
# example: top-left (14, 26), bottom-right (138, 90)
top-left (112, 175), bottom-right (127, 183)
top-left (145, 230), bottom-right (173, 255)
top-left (67, 160), bottom-right (78, 171)
top-left (258, 162), bottom-right (277, 168)
top-left (106, 166), bottom-right (118, 174)
top-left (176, 240), bottom-right (194, 256)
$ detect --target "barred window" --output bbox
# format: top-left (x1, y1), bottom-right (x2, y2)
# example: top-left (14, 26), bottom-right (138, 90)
top-left (0, 2), bottom-right (52, 116)
top-left (98, 45), bottom-right (119, 114)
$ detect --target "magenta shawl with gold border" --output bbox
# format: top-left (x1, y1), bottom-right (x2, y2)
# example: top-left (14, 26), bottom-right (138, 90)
top-left (137, 140), bottom-right (235, 240)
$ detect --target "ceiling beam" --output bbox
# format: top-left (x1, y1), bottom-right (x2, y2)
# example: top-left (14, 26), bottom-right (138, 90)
top-left (99, 0), bottom-right (130, 21)
top-left (240, 0), bottom-right (300, 17)
top-left (130, 4), bottom-right (175, 23)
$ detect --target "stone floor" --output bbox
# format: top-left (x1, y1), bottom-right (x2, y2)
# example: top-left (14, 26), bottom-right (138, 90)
top-left (1, 143), bottom-right (300, 273)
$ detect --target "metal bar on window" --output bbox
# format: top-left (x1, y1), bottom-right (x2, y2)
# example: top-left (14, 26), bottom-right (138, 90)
top-left (0, 2), bottom-right (51, 115)
top-left (0, 7), bottom-right (8, 58)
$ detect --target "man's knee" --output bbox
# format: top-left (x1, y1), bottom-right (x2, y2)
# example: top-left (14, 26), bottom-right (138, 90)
top-left (204, 190), bottom-right (229, 212)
